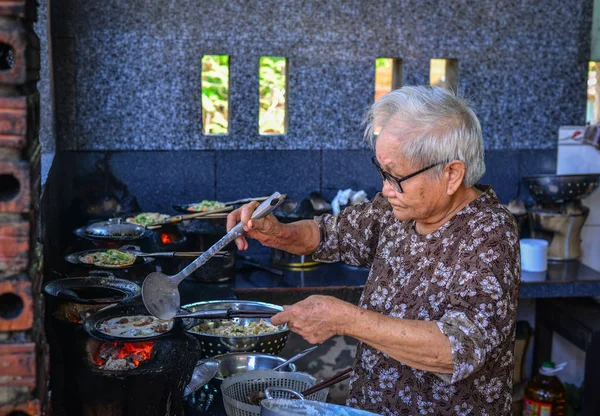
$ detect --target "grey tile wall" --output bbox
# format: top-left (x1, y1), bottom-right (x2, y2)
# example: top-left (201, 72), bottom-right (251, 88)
top-left (55, 149), bottom-right (557, 217)
top-left (215, 150), bottom-right (321, 202)
top-left (46, 0), bottom-right (592, 152)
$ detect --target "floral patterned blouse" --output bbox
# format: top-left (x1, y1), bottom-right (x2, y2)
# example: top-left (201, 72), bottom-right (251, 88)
top-left (313, 186), bottom-right (521, 416)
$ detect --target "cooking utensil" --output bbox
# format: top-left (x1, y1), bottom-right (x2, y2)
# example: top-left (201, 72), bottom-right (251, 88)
top-left (183, 300), bottom-right (290, 357)
top-left (83, 303), bottom-right (194, 342)
top-left (173, 196), bottom-right (271, 213)
top-left (142, 192), bottom-right (287, 320)
top-left (145, 206), bottom-right (234, 229)
top-left (176, 309), bottom-right (278, 319)
top-left (300, 367), bottom-right (352, 396)
top-left (44, 272), bottom-right (141, 304)
top-left (248, 367), bottom-right (351, 405)
top-left (64, 246), bottom-right (156, 269)
top-left (270, 250), bottom-right (320, 269)
top-left (259, 398), bottom-right (380, 416)
top-left (75, 218), bottom-right (153, 241)
top-left (122, 249), bottom-right (230, 259)
top-left (184, 358), bottom-right (220, 397)
top-left (221, 370), bottom-right (328, 416)
top-left (522, 174), bottom-right (600, 204)
top-left (212, 353), bottom-right (297, 381)
top-left (272, 346), bottom-right (318, 371)
top-left (273, 192), bottom-right (332, 224)
top-left (185, 353), bottom-right (298, 412)
top-left (56, 289), bottom-right (85, 302)
top-left (43, 271), bottom-right (142, 324)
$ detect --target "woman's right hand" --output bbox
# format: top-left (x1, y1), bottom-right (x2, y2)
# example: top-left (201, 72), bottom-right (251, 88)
top-left (226, 201), bottom-right (283, 250)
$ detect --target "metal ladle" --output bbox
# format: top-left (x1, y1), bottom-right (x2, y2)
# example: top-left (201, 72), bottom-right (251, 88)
top-left (272, 345), bottom-right (319, 371)
top-left (142, 192), bottom-right (286, 319)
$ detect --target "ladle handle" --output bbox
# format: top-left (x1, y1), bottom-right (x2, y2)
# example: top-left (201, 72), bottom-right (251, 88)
top-left (264, 387), bottom-right (305, 400)
top-left (171, 192), bottom-right (286, 284)
top-left (272, 345), bottom-right (319, 371)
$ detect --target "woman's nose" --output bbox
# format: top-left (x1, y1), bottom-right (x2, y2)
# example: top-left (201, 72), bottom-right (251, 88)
top-left (381, 179), bottom-right (397, 198)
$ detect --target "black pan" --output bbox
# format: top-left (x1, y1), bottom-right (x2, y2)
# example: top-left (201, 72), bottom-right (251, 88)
top-left (44, 273), bottom-right (141, 305)
top-left (83, 303), bottom-right (194, 342)
top-left (65, 247), bottom-right (155, 270)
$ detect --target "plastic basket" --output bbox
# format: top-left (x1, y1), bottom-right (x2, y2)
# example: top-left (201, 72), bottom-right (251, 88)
top-left (220, 370), bottom-right (328, 416)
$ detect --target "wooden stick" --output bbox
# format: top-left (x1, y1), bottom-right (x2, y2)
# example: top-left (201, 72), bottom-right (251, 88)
top-left (301, 368), bottom-right (352, 396)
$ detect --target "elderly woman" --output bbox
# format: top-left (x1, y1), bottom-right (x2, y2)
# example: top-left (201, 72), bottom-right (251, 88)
top-left (227, 86), bottom-right (520, 415)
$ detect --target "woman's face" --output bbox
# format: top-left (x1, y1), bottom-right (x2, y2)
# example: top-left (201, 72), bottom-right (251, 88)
top-left (374, 125), bottom-right (448, 223)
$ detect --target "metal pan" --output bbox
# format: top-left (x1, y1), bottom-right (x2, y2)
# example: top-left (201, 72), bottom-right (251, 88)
top-left (65, 246), bottom-right (155, 270)
top-left (173, 196), bottom-right (271, 214)
top-left (44, 273), bottom-right (141, 305)
top-left (83, 303), bottom-right (195, 342)
top-left (43, 271), bottom-right (142, 324)
top-left (73, 219), bottom-right (154, 242)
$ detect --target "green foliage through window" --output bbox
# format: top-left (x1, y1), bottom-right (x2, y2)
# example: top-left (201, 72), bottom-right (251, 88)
top-left (259, 56), bottom-right (287, 134)
top-left (202, 55), bottom-right (229, 134)
top-left (201, 55), bottom-right (287, 135)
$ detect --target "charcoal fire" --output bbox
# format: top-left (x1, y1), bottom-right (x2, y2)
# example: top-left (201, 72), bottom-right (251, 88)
top-left (160, 232), bottom-right (175, 245)
top-left (93, 341), bottom-right (155, 371)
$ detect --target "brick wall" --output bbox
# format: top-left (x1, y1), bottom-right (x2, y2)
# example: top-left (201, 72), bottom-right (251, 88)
top-left (0, 0), bottom-right (46, 414)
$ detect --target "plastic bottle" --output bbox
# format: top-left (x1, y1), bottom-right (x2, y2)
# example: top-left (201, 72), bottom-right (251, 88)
top-left (523, 361), bottom-right (567, 416)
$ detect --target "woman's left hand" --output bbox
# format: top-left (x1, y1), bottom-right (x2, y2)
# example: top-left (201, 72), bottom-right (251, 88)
top-left (270, 295), bottom-right (353, 344)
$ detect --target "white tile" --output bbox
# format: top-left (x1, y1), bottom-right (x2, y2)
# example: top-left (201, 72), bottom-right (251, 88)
top-left (581, 225), bottom-right (600, 272)
top-left (556, 144), bottom-right (600, 176)
top-left (558, 125), bottom-right (587, 145)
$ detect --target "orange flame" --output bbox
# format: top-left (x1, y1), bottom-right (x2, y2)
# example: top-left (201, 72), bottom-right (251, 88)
top-left (94, 341), bottom-right (155, 368)
top-left (160, 233), bottom-right (173, 245)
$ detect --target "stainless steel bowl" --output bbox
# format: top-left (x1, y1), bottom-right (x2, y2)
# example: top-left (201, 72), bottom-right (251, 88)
top-left (523, 174), bottom-right (600, 203)
top-left (213, 352), bottom-right (296, 380)
top-left (183, 300), bottom-right (290, 357)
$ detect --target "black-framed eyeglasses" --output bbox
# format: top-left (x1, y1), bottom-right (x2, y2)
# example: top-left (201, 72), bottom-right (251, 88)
top-left (371, 156), bottom-right (444, 193)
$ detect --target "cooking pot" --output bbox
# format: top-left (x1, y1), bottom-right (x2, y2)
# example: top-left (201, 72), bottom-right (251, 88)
top-left (270, 249), bottom-right (320, 269)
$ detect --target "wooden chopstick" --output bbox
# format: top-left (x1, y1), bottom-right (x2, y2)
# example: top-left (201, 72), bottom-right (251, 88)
top-left (301, 368), bottom-right (353, 396)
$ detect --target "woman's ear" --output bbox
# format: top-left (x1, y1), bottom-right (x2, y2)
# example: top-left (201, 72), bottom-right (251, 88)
top-left (445, 160), bottom-right (467, 195)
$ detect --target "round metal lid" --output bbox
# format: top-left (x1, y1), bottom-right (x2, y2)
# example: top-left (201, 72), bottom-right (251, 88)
top-left (85, 218), bottom-right (146, 239)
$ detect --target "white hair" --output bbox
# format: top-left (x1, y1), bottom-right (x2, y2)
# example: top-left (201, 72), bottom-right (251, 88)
top-left (364, 86), bottom-right (485, 187)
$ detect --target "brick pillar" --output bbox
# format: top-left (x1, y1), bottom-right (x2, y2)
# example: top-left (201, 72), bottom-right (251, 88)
top-left (0, 1), bottom-right (45, 415)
